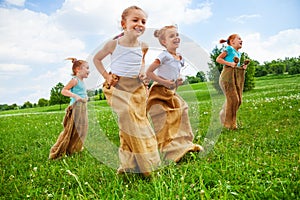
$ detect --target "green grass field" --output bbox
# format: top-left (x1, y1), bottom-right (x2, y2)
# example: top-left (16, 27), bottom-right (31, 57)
top-left (0, 74), bottom-right (299, 199)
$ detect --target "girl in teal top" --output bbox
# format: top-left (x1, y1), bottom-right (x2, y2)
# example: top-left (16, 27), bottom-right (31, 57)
top-left (216, 34), bottom-right (249, 130)
top-left (69, 77), bottom-right (87, 105)
top-left (49, 58), bottom-right (90, 159)
top-left (62, 58), bottom-right (89, 104)
top-left (223, 45), bottom-right (241, 67)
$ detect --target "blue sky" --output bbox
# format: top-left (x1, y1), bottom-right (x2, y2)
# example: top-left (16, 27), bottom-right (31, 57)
top-left (0, 0), bottom-right (299, 105)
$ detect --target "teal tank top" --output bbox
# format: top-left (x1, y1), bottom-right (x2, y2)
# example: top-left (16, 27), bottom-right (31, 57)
top-left (224, 45), bottom-right (241, 67)
top-left (70, 76), bottom-right (87, 105)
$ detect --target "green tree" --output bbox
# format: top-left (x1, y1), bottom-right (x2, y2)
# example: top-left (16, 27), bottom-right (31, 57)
top-left (270, 63), bottom-right (286, 74)
top-left (196, 71), bottom-right (207, 82)
top-left (186, 76), bottom-right (200, 84)
top-left (255, 65), bottom-right (268, 77)
top-left (208, 46), bottom-right (256, 92)
top-left (22, 101), bottom-right (33, 109)
top-left (49, 82), bottom-right (69, 110)
top-left (38, 98), bottom-right (49, 107)
top-left (207, 46), bottom-right (223, 92)
top-left (241, 53), bottom-right (256, 91)
top-left (0, 104), bottom-right (9, 111)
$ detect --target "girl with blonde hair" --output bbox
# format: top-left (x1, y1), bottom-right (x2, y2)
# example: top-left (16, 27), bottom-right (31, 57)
top-left (146, 25), bottom-right (203, 163)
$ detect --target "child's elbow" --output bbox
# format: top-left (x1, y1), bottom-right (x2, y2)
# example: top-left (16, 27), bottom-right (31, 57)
top-left (92, 56), bottom-right (98, 65)
top-left (61, 89), bottom-right (66, 95)
top-left (146, 70), bottom-right (151, 78)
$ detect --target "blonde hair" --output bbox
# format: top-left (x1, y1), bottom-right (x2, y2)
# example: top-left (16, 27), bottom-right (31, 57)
top-left (65, 58), bottom-right (87, 76)
top-left (154, 25), bottom-right (177, 47)
top-left (219, 34), bottom-right (239, 45)
top-left (113, 6), bottom-right (147, 40)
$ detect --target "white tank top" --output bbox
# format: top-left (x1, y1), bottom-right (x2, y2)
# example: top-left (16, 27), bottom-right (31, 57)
top-left (110, 40), bottom-right (142, 77)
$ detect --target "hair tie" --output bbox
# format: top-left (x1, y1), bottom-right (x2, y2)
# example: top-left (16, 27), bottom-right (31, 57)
top-left (226, 39), bottom-right (229, 43)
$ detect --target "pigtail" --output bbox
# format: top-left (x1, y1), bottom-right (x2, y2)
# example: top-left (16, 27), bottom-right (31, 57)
top-left (219, 39), bottom-right (227, 44)
top-left (65, 57), bottom-right (77, 63)
top-left (113, 32), bottom-right (124, 40)
top-left (154, 30), bottom-right (160, 38)
top-left (65, 57), bottom-right (85, 76)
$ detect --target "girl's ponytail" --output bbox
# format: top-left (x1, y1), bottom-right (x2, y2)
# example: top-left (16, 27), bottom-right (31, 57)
top-left (113, 32), bottom-right (124, 40)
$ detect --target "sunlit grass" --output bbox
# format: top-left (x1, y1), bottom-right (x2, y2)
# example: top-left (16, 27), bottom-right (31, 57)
top-left (0, 74), bottom-right (299, 199)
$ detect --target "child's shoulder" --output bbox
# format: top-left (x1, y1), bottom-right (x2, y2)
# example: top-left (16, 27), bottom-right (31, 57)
top-left (71, 76), bottom-right (79, 83)
top-left (103, 39), bottom-right (118, 52)
top-left (223, 45), bottom-right (234, 53)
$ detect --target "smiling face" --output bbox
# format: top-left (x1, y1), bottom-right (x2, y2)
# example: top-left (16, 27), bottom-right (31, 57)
top-left (163, 28), bottom-right (180, 50)
top-left (78, 62), bottom-right (89, 79)
top-left (121, 8), bottom-right (147, 37)
top-left (230, 35), bottom-right (243, 50)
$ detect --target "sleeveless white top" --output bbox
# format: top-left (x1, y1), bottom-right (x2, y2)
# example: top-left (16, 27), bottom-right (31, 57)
top-left (110, 40), bottom-right (142, 77)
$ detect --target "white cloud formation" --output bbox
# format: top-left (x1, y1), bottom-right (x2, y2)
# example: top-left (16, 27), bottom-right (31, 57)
top-left (4, 0), bottom-right (25, 7)
top-left (0, 0), bottom-right (213, 104)
top-left (242, 29), bottom-right (300, 63)
top-left (0, 0), bottom-right (298, 105)
top-left (228, 14), bottom-right (261, 24)
top-left (0, 8), bottom-right (86, 65)
top-left (53, 0), bottom-right (212, 37)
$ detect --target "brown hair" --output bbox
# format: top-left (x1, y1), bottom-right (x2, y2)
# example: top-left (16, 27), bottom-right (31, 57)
top-left (113, 6), bottom-right (147, 40)
top-left (65, 58), bottom-right (86, 76)
top-left (219, 34), bottom-right (239, 45)
top-left (154, 25), bottom-right (177, 47)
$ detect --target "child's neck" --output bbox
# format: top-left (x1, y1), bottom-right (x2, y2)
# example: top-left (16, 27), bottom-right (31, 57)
top-left (231, 44), bottom-right (240, 51)
top-left (167, 47), bottom-right (177, 55)
top-left (120, 35), bottom-right (139, 47)
top-left (167, 48), bottom-right (181, 60)
top-left (75, 75), bottom-right (83, 81)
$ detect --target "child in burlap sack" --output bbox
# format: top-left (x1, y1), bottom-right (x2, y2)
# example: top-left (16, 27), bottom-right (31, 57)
top-left (146, 25), bottom-right (204, 163)
top-left (93, 6), bottom-right (160, 177)
top-left (49, 58), bottom-right (89, 159)
top-left (216, 34), bottom-right (249, 130)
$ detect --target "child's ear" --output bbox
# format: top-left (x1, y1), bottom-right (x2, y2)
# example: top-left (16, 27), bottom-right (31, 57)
top-left (121, 21), bottom-right (126, 30)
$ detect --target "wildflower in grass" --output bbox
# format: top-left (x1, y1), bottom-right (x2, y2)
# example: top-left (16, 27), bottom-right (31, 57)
top-left (33, 167), bottom-right (37, 171)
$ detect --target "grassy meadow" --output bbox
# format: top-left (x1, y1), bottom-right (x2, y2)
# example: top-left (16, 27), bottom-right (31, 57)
top-left (0, 74), bottom-right (299, 199)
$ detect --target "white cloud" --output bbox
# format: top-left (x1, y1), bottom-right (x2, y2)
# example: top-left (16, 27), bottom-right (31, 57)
top-left (242, 29), bottom-right (300, 63)
top-left (0, 0), bottom-right (298, 105)
top-left (0, 8), bottom-right (87, 65)
top-left (0, 63), bottom-right (31, 81)
top-left (0, 63), bottom-right (31, 72)
top-left (227, 14), bottom-right (261, 24)
top-left (4, 0), bottom-right (25, 7)
top-left (52, 0), bottom-right (212, 37)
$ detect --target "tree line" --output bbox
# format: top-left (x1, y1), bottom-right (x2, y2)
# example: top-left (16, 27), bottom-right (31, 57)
top-left (1, 47), bottom-right (299, 111)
